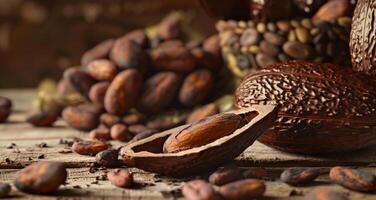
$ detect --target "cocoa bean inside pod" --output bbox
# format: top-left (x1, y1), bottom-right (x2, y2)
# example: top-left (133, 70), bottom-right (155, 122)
top-left (119, 105), bottom-right (278, 176)
top-left (235, 61), bottom-right (376, 154)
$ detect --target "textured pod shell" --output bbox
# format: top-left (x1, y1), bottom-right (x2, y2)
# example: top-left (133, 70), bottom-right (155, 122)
top-left (235, 61), bottom-right (376, 154)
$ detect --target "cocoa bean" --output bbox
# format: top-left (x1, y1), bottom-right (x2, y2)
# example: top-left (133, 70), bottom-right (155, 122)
top-left (304, 188), bottom-right (349, 200)
top-left (62, 104), bottom-right (101, 131)
top-left (0, 97), bottom-right (11, 123)
top-left (72, 140), bottom-right (109, 156)
top-left (81, 39), bottom-right (115, 66)
top-left (85, 59), bottom-right (118, 81)
top-left (190, 47), bottom-right (222, 71)
top-left (128, 124), bottom-right (150, 135)
top-left (111, 123), bottom-right (130, 141)
top-left (219, 179), bottom-right (266, 200)
top-left (179, 69), bottom-right (213, 107)
top-left (124, 29), bottom-right (149, 48)
top-left (209, 166), bottom-right (243, 186)
top-left (159, 14), bottom-right (182, 40)
top-left (95, 150), bottom-right (120, 168)
top-left (14, 162), bottom-right (67, 194)
top-left (130, 129), bottom-right (158, 143)
top-left (26, 112), bottom-right (58, 127)
top-left (122, 113), bottom-right (144, 125)
top-left (203, 35), bottom-right (221, 56)
top-left (313, 0), bottom-right (351, 22)
top-left (110, 37), bottom-right (148, 70)
top-left (89, 82), bottom-right (110, 106)
top-left (89, 128), bottom-right (111, 141)
top-left (107, 169), bottom-right (133, 188)
top-left (243, 167), bottom-right (268, 179)
top-left (163, 113), bottom-right (245, 153)
top-left (146, 116), bottom-right (180, 131)
top-left (104, 69), bottom-right (142, 115)
top-left (100, 113), bottom-right (121, 128)
top-left (281, 167), bottom-right (320, 186)
top-left (186, 103), bottom-right (219, 123)
top-left (0, 183), bottom-right (11, 198)
top-left (182, 180), bottom-right (216, 200)
top-left (329, 166), bottom-right (376, 192)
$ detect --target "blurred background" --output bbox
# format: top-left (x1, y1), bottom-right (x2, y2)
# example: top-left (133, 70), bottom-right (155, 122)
top-left (0, 0), bottom-right (215, 88)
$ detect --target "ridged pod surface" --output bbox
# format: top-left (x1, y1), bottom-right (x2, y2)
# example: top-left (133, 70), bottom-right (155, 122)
top-left (235, 61), bottom-right (376, 154)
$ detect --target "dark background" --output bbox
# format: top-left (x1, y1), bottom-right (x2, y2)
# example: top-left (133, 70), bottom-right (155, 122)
top-left (0, 0), bottom-right (216, 88)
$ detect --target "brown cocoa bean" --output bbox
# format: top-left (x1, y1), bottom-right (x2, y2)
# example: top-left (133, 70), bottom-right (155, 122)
top-left (14, 162), bottom-right (67, 194)
top-left (151, 40), bottom-right (195, 73)
top-left (62, 104), bottom-right (101, 131)
top-left (111, 123), bottom-right (130, 141)
top-left (128, 124), bottom-right (150, 135)
top-left (89, 128), bottom-right (111, 141)
top-left (130, 129), bottom-right (158, 143)
top-left (122, 113), bottom-right (144, 125)
top-left (63, 67), bottom-right (96, 99)
top-left (182, 180), bottom-right (216, 200)
top-left (57, 78), bottom-right (78, 96)
top-left (85, 59), bottom-right (118, 81)
top-left (0, 97), bottom-right (11, 123)
top-left (107, 169), bottom-right (134, 188)
top-left (329, 166), bottom-right (376, 192)
top-left (0, 183), bottom-right (11, 198)
top-left (209, 166), bottom-right (243, 186)
top-left (243, 167), bottom-right (268, 179)
top-left (95, 150), bottom-right (120, 167)
top-left (203, 35), bottom-right (221, 56)
top-left (179, 69), bottom-right (213, 107)
top-left (219, 179), bottom-right (266, 200)
top-left (104, 69), bottom-right (142, 115)
top-left (186, 103), bottom-right (219, 124)
top-left (304, 188), bottom-right (349, 200)
top-left (26, 112), bottom-right (58, 127)
top-left (139, 72), bottom-right (181, 114)
top-left (190, 47), bottom-right (222, 71)
top-left (163, 113), bottom-right (245, 153)
top-left (100, 113), bottom-right (121, 128)
top-left (89, 82), bottom-right (110, 106)
top-left (313, 0), bottom-right (351, 22)
top-left (146, 116), bottom-right (180, 131)
top-left (81, 39), bottom-right (115, 66)
top-left (159, 14), bottom-right (182, 40)
top-left (124, 29), bottom-right (149, 48)
top-left (110, 37), bottom-right (148, 70)
top-left (281, 167), bottom-right (320, 186)
top-left (72, 140), bottom-right (109, 156)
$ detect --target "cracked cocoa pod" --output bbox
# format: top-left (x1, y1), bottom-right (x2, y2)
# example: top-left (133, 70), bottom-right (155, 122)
top-left (63, 67), bottom-right (96, 99)
top-left (85, 59), bottom-right (118, 81)
top-left (89, 128), bottom-right (111, 141)
top-left (304, 188), bottom-right (349, 200)
top-left (62, 104), bottom-right (102, 131)
top-left (219, 179), bottom-right (266, 200)
top-left (120, 105), bottom-right (278, 176)
top-left (329, 166), bottom-right (376, 192)
top-left (186, 103), bottom-right (219, 123)
top-left (150, 40), bottom-right (195, 73)
top-left (139, 72), bottom-right (181, 114)
top-left (0, 96), bottom-right (12, 123)
top-left (95, 150), bottom-right (120, 167)
top-left (235, 61), bottom-right (376, 154)
top-left (104, 69), bottom-right (142, 115)
top-left (350, 0), bottom-right (376, 75)
top-left (81, 39), bottom-right (115, 66)
top-left (26, 112), bottom-right (59, 127)
top-left (249, 0), bottom-right (292, 21)
top-left (209, 166), bottom-right (243, 186)
top-left (179, 69), bottom-right (213, 107)
top-left (107, 169), bottom-right (134, 188)
top-left (72, 140), bottom-right (109, 156)
top-left (110, 37), bottom-right (148, 70)
top-left (89, 82), bottom-right (110, 106)
top-left (312, 0), bottom-right (352, 22)
top-left (14, 162), bottom-right (67, 194)
top-left (281, 167), bottom-right (320, 186)
top-left (182, 180), bottom-right (216, 200)
top-left (124, 29), bottom-right (149, 48)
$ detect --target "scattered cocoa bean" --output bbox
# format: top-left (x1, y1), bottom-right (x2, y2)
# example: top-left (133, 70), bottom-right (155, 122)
top-left (72, 140), bottom-right (109, 156)
top-left (0, 96), bottom-right (12, 123)
top-left (304, 188), bottom-right (349, 200)
top-left (243, 167), bottom-right (268, 179)
top-left (95, 150), bottom-right (120, 167)
top-left (14, 162), bottom-right (67, 194)
top-left (85, 59), bottom-right (118, 81)
top-left (111, 123), bottom-right (130, 141)
top-left (329, 166), bottom-right (376, 192)
top-left (209, 166), bottom-right (243, 186)
top-left (122, 113), bottom-right (144, 125)
top-left (219, 179), bottom-right (266, 200)
top-left (104, 69), bottom-right (142, 115)
top-left (110, 37), bottom-right (148, 70)
top-left (107, 169), bottom-right (134, 188)
top-left (62, 104), bottom-right (101, 131)
top-left (89, 128), bottom-right (111, 141)
top-left (89, 82), bottom-right (110, 106)
top-left (25, 112), bottom-right (59, 127)
top-left (100, 113), bottom-right (121, 128)
top-left (179, 69), bottom-right (213, 107)
top-left (186, 103), bottom-right (219, 123)
top-left (81, 39), bottom-right (115, 66)
top-left (281, 167), bottom-right (320, 186)
top-left (182, 180), bottom-right (216, 200)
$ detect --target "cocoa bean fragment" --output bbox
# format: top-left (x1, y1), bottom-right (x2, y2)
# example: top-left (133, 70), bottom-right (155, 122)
top-left (107, 169), bottom-right (133, 188)
top-left (329, 166), bottom-right (376, 192)
top-left (0, 183), bottom-right (11, 198)
top-left (14, 162), bottom-right (67, 194)
top-left (281, 167), bottom-right (320, 186)
top-left (111, 123), bottom-right (130, 141)
top-left (72, 140), bottom-right (109, 156)
top-left (304, 188), bottom-right (349, 200)
top-left (89, 128), bottom-right (111, 141)
top-left (209, 166), bottom-right (243, 186)
top-left (26, 112), bottom-right (58, 127)
top-left (110, 37), bottom-right (148, 70)
top-left (104, 69), bottom-right (142, 115)
top-left (182, 180), bottom-right (216, 200)
top-left (81, 39), bottom-right (115, 66)
top-left (243, 167), bottom-right (268, 179)
top-left (62, 104), bottom-right (101, 131)
top-left (186, 103), bottom-right (219, 124)
top-left (95, 150), bottom-right (120, 168)
top-left (89, 82), bottom-right (110, 106)
top-left (85, 59), bottom-right (118, 81)
top-left (219, 179), bottom-right (266, 200)
top-left (100, 113), bottom-right (121, 128)
top-left (179, 69), bottom-right (213, 107)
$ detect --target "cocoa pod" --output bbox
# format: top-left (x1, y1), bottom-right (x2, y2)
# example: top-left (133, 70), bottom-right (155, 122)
top-left (150, 41), bottom-right (195, 73)
top-left (110, 37), bottom-right (148, 70)
top-left (89, 128), bottom-right (111, 141)
top-left (89, 82), bottom-right (110, 106)
top-left (186, 103), bottom-right (219, 124)
top-left (100, 113), bottom-right (121, 128)
top-left (304, 188), bottom-right (349, 200)
top-left (179, 69), bottom-right (213, 107)
top-left (122, 113), bottom-right (144, 125)
top-left (209, 166), bottom-right (243, 186)
top-left (85, 59), bottom-right (118, 81)
top-left (62, 104), bottom-right (102, 131)
top-left (0, 96), bottom-right (12, 123)
top-left (104, 69), bottom-right (142, 115)
top-left (14, 162), bottom-right (67, 194)
top-left (281, 167), bottom-right (320, 186)
top-left (219, 179), bottom-right (266, 200)
top-left (95, 150), bottom-right (120, 168)
top-left (81, 39), bottom-right (115, 66)
top-left (329, 166), bottom-right (376, 192)
top-left (182, 180), bottom-right (216, 200)
top-left (159, 14), bottom-right (182, 40)
top-left (26, 112), bottom-right (58, 127)
top-left (63, 67), bottom-right (96, 99)
top-left (0, 183), bottom-right (11, 198)
top-left (163, 113), bottom-right (246, 153)
top-left (243, 167), bottom-right (268, 179)
top-left (124, 29), bottom-right (149, 48)
top-left (139, 72), bottom-right (181, 114)
top-left (313, 0), bottom-right (351, 22)
top-left (111, 123), bottom-right (130, 141)
top-left (72, 140), bottom-right (109, 156)
top-left (107, 169), bottom-right (134, 188)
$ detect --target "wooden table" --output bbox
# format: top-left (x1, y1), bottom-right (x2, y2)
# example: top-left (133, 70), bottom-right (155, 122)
top-left (0, 89), bottom-right (375, 199)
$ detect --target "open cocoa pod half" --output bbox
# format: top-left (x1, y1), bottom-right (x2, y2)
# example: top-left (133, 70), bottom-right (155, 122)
top-left (119, 105), bottom-right (278, 176)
